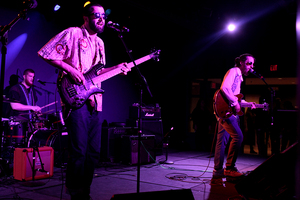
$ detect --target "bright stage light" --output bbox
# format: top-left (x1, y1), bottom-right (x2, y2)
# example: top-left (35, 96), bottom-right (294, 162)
top-left (227, 24), bottom-right (236, 32)
top-left (54, 4), bottom-right (60, 11)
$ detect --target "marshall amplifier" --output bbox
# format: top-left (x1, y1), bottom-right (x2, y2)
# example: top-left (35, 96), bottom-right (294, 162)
top-left (129, 106), bottom-right (161, 120)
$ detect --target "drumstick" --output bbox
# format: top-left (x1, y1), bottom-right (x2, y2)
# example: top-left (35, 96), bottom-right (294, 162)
top-left (41, 101), bottom-right (58, 109)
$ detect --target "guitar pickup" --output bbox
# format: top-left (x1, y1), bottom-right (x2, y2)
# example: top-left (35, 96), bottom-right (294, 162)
top-left (67, 86), bottom-right (77, 97)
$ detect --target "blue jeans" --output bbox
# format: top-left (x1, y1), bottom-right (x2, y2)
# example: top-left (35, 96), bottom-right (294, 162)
top-left (214, 115), bottom-right (243, 171)
top-left (65, 103), bottom-right (102, 197)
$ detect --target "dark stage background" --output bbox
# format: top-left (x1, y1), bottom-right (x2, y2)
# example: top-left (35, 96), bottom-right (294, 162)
top-left (1, 0), bottom-right (297, 141)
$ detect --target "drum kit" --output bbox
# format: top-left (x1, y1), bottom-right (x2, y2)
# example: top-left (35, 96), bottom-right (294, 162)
top-left (1, 98), bottom-right (68, 174)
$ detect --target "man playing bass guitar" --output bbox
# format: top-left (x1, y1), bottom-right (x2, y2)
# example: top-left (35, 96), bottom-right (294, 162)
top-left (212, 53), bottom-right (256, 183)
top-left (38, 3), bottom-right (130, 199)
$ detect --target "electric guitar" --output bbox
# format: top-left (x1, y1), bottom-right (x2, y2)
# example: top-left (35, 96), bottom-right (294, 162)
top-left (213, 89), bottom-right (269, 119)
top-left (58, 49), bottom-right (160, 108)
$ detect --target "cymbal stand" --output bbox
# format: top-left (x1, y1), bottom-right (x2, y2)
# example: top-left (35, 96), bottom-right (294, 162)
top-left (0, 0), bottom-right (37, 157)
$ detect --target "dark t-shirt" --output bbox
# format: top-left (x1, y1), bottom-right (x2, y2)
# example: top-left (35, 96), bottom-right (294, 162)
top-left (6, 83), bottom-right (38, 118)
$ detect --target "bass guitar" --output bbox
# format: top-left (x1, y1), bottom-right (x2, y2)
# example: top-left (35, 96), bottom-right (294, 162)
top-left (213, 89), bottom-right (269, 119)
top-left (58, 49), bottom-right (160, 108)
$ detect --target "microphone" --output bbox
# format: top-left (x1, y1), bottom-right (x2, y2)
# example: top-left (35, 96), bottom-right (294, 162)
top-left (107, 21), bottom-right (129, 32)
top-left (249, 69), bottom-right (265, 80)
top-left (249, 68), bottom-right (255, 74)
top-left (37, 79), bottom-right (46, 86)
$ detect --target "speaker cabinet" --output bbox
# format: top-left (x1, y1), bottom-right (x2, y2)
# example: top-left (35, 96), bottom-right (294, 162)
top-left (13, 147), bottom-right (54, 181)
top-left (111, 189), bottom-right (195, 200)
top-left (235, 142), bottom-right (298, 200)
top-left (101, 127), bottom-right (137, 162)
top-left (120, 135), bottom-right (156, 165)
top-left (126, 119), bottom-right (164, 155)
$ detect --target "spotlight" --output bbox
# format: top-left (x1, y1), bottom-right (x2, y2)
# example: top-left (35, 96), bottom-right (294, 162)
top-left (227, 24), bottom-right (236, 32)
top-left (54, 4), bottom-right (60, 11)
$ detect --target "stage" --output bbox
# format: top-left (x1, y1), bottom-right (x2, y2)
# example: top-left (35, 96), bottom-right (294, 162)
top-left (0, 146), bottom-right (278, 200)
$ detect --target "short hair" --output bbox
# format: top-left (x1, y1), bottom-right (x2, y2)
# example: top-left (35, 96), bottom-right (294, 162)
top-left (23, 69), bottom-right (35, 75)
top-left (234, 53), bottom-right (255, 67)
top-left (83, 2), bottom-right (103, 16)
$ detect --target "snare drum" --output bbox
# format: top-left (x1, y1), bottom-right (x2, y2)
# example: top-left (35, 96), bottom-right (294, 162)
top-left (28, 129), bottom-right (68, 166)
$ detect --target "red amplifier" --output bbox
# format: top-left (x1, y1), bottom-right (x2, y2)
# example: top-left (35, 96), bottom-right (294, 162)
top-left (13, 147), bottom-right (54, 181)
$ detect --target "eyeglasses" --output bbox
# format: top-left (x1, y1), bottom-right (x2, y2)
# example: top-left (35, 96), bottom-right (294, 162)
top-left (245, 62), bottom-right (254, 66)
top-left (90, 13), bottom-right (107, 19)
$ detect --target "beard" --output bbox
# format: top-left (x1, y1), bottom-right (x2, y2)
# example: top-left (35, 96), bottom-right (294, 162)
top-left (89, 20), bottom-right (104, 34)
top-left (25, 79), bottom-right (33, 86)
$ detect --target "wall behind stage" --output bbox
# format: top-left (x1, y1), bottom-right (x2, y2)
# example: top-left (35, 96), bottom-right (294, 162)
top-left (0, 7), bottom-right (139, 124)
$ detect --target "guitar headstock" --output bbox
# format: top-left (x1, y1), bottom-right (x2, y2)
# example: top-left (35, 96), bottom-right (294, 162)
top-left (263, 102), bottom-right (269, 111)
top-left (150, 48), bottom-right (161, 62)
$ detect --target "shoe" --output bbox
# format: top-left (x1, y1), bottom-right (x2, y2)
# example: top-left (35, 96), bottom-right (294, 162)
top-left (213, 168), bottom-right (224, 177)
top-left (224, 168), bottom-right (244, 177)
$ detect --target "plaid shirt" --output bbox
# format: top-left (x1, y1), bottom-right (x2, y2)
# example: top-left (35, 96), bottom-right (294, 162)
top-left (38, 25), bottom-right (105, 111)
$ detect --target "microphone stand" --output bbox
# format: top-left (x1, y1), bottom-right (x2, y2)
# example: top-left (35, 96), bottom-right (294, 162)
top-left (117, 31), bottom-right (153, 194)
top-left (0, 0), bottom-right (34, 160)
top-left (250, 71), bottom-right (275, 133)
top-left (33, 85), bottom-right (54, 112)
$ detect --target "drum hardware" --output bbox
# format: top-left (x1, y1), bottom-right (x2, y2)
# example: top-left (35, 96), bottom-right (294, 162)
top-left (28, 129), bottom-right (68, 167)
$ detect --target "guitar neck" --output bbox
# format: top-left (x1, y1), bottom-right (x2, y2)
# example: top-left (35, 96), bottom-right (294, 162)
top-left (92, 54), bottom-right (153, 83)
top-left (240, 103), bottom-right (266, 109)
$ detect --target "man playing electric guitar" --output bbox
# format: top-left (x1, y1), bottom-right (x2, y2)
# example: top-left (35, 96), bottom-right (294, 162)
top-left (211, 53), bottom-right (257, 185)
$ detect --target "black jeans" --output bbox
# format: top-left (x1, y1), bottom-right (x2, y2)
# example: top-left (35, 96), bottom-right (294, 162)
top-left (65, 103), bottom-right (102, 198)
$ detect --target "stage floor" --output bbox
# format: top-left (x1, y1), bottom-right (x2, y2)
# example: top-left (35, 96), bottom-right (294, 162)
top-left (0, 146), bottom-right (272, 200)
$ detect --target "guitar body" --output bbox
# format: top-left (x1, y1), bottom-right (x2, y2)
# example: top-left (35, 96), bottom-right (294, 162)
top-left (213, 89), bottom-right (244, 119)
top-left (57, 63), bottom-right (105, 109)
top-left (213, 89), bottom-right (269, 119)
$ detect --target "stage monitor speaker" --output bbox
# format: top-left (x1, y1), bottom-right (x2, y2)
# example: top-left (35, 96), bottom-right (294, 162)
top-left (13, 147), bottom-right (54, 181)
top-left (111, 189), bottom-right (195, 200)
top-left (235, 142), bottom-right (298, 200)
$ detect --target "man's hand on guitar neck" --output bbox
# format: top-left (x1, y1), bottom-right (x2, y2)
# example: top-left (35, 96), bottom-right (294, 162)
top-left (118, 62), bottom-right (130, 75)
top-left (235, 101), bottom-right (256, 113)
top-left (249, 102), bottom-right (256, 110)
top-left (97, 62), bottom-right (130, 75)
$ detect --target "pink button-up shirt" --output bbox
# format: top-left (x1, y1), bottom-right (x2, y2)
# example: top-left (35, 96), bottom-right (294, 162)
top-left (220, 67), bottom-right (244, 107)
top-left (38, 25), bottom-right (105, 111)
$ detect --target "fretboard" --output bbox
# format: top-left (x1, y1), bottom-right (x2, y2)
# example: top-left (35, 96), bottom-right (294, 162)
top-left (92, 54), bottom-right (153, 84)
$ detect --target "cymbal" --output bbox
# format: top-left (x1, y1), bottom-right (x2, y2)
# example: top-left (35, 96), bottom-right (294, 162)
top-left (11, 115), bottom-right (29, 122)
top-left (2, 117), bottom-right (9, 121)
top-left (3, 96), bottom-right (20, 103)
